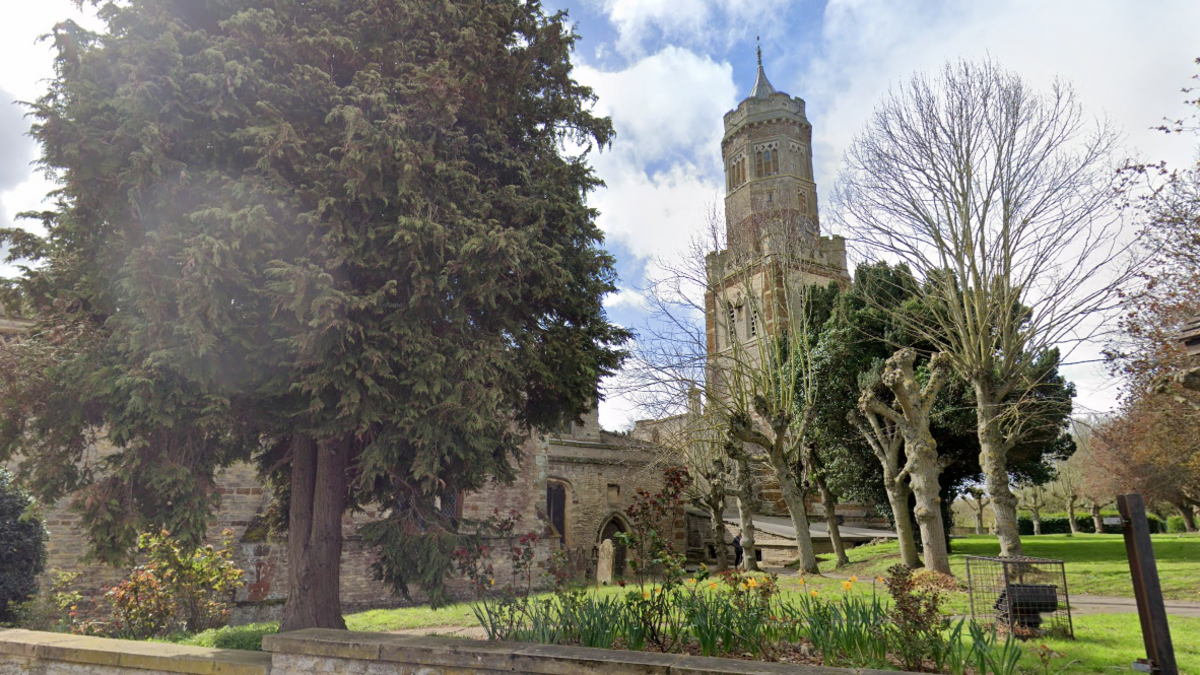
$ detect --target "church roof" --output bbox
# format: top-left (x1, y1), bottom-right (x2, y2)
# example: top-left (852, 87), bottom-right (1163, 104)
top-left (751, 41), bottom-right (776, 98)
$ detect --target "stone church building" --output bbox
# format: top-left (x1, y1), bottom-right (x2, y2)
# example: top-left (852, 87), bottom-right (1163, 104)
top-left (14, 53), bottom-right (890, 621)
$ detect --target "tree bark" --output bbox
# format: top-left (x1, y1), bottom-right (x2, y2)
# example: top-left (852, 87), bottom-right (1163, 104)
top-left (1067, 497), bottom-right (1079, 534)
top-left (976, 388), bottom-right (1023, 557)
top-left (906, 435), bottom-right (950, 573)
top-left (734, 458), bottom-right (760, 572)
top-left (815, 474), bottom-right (849, 567)
top-left (281, 434), bottom-right (349, 632)
top-left (973, 502), bottom-right (984, 535)
top-left (708, 498), bottom-right (730, 571)
top-left (851, 411), bottom-right (919, 569)
top-left (1091, 501), bottom-right (1104, 534)
top-left (770, 447), bottom-right (819, 574)
top-left (1176, 503), bottom-right (1198, 532)
top-left (888, 482), bottom-right (921, 568)
top-left (867, 350), bottom-right (952, 574)
top-left (1031, 506), bottom-right (1041, 536)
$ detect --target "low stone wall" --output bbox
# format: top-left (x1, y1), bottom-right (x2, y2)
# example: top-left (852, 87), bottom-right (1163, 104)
top-left (0, 629), bottom-right (270, 675)
top-left (1, 627), bottom-right (913, 675)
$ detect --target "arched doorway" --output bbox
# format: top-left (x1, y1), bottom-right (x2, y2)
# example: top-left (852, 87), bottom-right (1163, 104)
top-left (598, 514), bottom-right (629, 579)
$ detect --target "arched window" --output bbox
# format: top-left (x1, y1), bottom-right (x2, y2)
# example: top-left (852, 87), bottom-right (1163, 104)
top-left (756, 151), bottom-right (764, 178)
top-left (547, 482), bottom-right (567, 546)
top-left (771, 150), bottom-right (780, 175)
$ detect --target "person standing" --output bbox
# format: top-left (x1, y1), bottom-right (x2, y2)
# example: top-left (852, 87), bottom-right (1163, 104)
top-left (732, 532), bottom-right (744, 571)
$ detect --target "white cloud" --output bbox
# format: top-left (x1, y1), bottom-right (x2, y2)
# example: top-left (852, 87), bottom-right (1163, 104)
top-left (591, 0), bottom-right (794, 58)
top-left (577, 47), bottom-right (735, 260)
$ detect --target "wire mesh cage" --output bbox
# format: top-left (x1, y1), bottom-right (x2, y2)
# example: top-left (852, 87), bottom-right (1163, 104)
top-left (965, 556), bottom-right (1074, 639)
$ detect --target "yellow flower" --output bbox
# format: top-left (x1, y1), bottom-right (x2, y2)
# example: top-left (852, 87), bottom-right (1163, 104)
top-left (798, 577), bottom-right (805, 585)
top-left (489, 579), bottom-right (495, 586)
top-left (876, 576), bottom-right (886, 584)
top-left (849, 575), bottom-right (858, 583)
top-left (740, 583), bottom-right (748, 590)
top-left (644, 591), bottom-right (651, 599)
top-left (810, 590), bottom-right (819, 597)
top-left (842, 581), bottom-right (853, 591)
top-left (709, 582), bottom-right (718, 590)
top-left (686, 578), bottom-right (696, 584)
top-left (747, 578), bottom-right (759, 588)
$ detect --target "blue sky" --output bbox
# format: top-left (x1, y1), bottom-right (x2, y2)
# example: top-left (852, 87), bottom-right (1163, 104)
top-left (2, 1), bottom-right (1199, 429)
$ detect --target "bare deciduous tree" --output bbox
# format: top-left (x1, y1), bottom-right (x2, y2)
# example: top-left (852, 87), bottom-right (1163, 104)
top-left (849, 407), bottom-right (921, 568)
top-left (857, 349), bottom-right (953, 573)
top-left (833, 58), bottom-right (1134, 556)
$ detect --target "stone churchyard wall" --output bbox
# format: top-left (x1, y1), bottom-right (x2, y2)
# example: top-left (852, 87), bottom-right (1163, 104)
top-left (0, 627), bottom-right (919, 675)
top-left (24, 408), bottom-right (667, 623)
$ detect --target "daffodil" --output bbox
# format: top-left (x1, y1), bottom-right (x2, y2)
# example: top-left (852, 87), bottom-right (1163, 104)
top-left (798, 577), bottom-right (805, 585)
top-left (842, 581), bottom-right (853, 591)
top-left (686, 578), bottom-right (696, 584)
top-left (747, 578), bottom-right (759, 588)
top-left (644, 591), bottom-right (651, 599)
top-left (849, 575), bottom-right (858, 583)
top-left (709, 582), bottom-right (718, 590)
top-left (810, 590), bottom-right (819, 597)
top-left (877, 576), bottom-right (886, 584)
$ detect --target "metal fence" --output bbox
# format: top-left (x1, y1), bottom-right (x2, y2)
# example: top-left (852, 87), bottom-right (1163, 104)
top-left (965, 555), bottom-right (1074, 639)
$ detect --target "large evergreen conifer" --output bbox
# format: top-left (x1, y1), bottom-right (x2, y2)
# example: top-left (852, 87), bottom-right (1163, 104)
top-left (0, 0), bottom-right (627, 630)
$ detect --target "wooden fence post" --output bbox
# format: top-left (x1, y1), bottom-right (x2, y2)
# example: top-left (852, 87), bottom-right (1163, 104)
top-left (1117, 493), bottom-right (1177, 675)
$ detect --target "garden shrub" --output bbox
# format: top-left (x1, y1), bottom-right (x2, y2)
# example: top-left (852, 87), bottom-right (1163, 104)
top-left (1166, 515), bottom-right (1187, 533)
top-left (1016, 513), bottom-right (1164, 535)
top-left (0, 469), bottom-right (47, 624)
top-left (107, 530), bottom-right (244, 638)
top-left (170, 623), bottom-right (278, 651)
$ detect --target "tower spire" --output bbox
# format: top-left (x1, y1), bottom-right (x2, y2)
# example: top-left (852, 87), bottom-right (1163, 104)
top-left (751, 36), bottom-right (775, 98)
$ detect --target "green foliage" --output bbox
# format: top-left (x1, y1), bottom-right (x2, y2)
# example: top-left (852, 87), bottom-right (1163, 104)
top-left (1167, 515), bottom-right (1188, 533)
top-left (107, 530), bottom-right (244, 638)
top-left (1017, 514), bottom-right (1165, 535)
top-left (167, 623), bottom-right (277, 652)
top-left (0, 469), bottom-right (46, 624)
top-left (0, 0), bottom-right (628, 611)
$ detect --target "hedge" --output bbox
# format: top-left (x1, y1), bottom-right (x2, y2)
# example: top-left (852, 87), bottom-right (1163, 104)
top-left (1017, 513), bottom-right (1164, 535)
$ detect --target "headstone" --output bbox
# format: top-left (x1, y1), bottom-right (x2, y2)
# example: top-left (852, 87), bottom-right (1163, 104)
top-left (597, 539), bottom-right (614, 585)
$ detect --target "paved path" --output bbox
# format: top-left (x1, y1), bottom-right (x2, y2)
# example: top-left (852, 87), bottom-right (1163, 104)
top-left (723, 513), bottom-right (898, 541)
top-left (1068, 595), bottom-right (1200, 618)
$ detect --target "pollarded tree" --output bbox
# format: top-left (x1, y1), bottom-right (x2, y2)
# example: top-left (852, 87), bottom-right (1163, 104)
top-left (833, 58), bottom-right (1131, 556)
top-left (858, 349), bottom-right (953, 573)
top-left (0, 0), bottom-right (627, 631)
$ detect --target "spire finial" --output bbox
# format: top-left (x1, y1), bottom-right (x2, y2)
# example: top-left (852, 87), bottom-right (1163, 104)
top-left (750, 36), bottom-right (775, 99)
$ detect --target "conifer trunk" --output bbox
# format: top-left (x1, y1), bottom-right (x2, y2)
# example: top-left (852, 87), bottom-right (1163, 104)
top-left (281, 434), bottom-right (349, 632)
top-left (816, 474), bottom-right (849, 567)
top-left (735, 457), bottom-right (760, 572)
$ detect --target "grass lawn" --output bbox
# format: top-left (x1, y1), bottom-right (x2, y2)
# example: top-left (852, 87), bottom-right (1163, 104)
top-left (1022, 613), bottom-right (1200, 674)
top-left (821, 534), bottom-right (1200, 601)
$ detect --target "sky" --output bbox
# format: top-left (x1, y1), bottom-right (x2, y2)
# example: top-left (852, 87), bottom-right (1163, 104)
top-left (1, 1), bottom-right (1199, 431)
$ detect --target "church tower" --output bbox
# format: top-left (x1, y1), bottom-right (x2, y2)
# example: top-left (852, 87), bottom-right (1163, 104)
top-left (705, 47), bottom-right (849, 359)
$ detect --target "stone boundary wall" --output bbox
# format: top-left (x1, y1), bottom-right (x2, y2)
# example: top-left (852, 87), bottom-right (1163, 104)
top-left (0, 627), bottom-right (918, 675)
top-left (0, 629), bottom-right (270, 675)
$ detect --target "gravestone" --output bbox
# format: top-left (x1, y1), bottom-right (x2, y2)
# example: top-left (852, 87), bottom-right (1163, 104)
top-left (597, 539), bottom-right (614, 585)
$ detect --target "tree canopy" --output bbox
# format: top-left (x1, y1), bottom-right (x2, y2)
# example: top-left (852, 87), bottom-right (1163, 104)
top-left (0, 0), bottom-right (628, 628)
